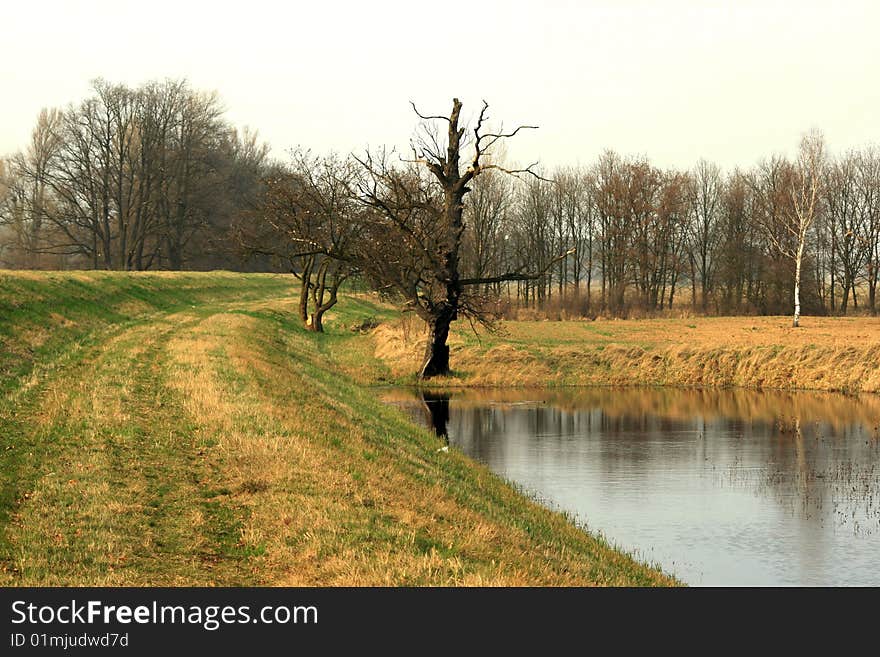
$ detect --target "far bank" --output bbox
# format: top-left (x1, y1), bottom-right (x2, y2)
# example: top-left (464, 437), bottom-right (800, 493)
top-left (355, 314), bottom-right (880, 394)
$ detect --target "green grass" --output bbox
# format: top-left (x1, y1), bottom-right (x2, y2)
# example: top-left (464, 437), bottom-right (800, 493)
top-left (0, 270), bottom-right (676, 586)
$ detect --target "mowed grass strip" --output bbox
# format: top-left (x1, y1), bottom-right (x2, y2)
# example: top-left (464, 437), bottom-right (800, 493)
top-left (1, 315), bottom-right (257, 584)
top-left (0, 271), bottom-right (293, 584)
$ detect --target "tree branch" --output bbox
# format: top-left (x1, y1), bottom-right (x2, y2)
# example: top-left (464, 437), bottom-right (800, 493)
top-left (479, 163), bottom-right (553, 183)
top-left (459, 247), bottom-right (575, 286)
top-left (409, 101), bottom-right (451, 123)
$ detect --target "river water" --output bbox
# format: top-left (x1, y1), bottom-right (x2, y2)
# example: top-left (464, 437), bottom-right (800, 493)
top-left (383, 386), bottom-right (880, 586)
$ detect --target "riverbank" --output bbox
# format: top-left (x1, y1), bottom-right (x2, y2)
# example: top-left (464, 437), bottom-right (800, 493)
top-left (366, 313), bottom-right (880, 394)
top-left (0, 271), bottom-right (675, 585)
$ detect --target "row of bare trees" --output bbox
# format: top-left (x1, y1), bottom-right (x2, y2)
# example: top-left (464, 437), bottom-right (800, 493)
top-left (0, 79), bottom-right (268, 270)
top-left (4, 86), bottom-right (880, 326)
top-left (457, 133), bottom-right (880, 319)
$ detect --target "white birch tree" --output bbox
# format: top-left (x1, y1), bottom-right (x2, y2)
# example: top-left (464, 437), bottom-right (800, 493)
top-left (753, 131), bottom-right (826, 327)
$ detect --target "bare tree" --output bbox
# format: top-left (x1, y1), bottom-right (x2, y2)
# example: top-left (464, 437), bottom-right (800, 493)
top-left (355, 98), bottom-right (569, 377)
top-left (749, 136), bottom-right (826, 327)
top-left (716, 171), bottom-right (759, 312)
top-left (243, 149), bottom-right (358, 332)
top-left (462, 165), bottom-right (512, 292)
top-left (0, 79), bottom-right (266, 272)
top-left (48, 87), bottom-right (118, 267)
top-left (157, 88), bottom-right (227, 269)
top-left (656, 170), bottom-right (690, 310)
top-left (856, 147), bottom-right (880, 314)
top-left (591, 151), bottom-right (630, 313)
top-left (686, 160), bottom-right (722, 312)
top-left (824, 151), bottom-right (868, 313)
top-left (787, 131), bottom-right (827, 327)
top-left (0, 158), bottom-right (14, 265)
top-left (6, 110), bottom-right (63, 266)
top-left (513, 176), bottom-right (553, 307)
top-left (562, 169), bottom-right (594, 304)
top-left (752, 133), bottom-right (827, 326)
top-left (11, 81), bottom-right (880, 328)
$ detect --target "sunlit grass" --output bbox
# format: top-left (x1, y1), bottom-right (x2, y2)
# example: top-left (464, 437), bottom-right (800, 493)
top-left (370, 313), bottom-right (880, 392)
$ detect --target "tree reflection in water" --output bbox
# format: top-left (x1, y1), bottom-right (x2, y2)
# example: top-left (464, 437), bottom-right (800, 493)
top-left (421, 389), bottom-right (451, 442)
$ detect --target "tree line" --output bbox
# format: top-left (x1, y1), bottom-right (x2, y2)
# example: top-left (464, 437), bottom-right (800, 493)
top-left (459, 134), bottom-right (879, 319)
top-left (3, 82), bottom-right (880, 324)
top-left (0, 79), bottom-right (268, 271)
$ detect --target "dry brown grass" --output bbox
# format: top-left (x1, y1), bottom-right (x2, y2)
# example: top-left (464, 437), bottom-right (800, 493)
top-left (369, 315), bottom-right (880, 394)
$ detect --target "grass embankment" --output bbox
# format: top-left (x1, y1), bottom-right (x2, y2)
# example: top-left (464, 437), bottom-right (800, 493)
top-left (0, 271), bottom-right (674, 586)
top-left (369, 314), bottom-right (880, 393)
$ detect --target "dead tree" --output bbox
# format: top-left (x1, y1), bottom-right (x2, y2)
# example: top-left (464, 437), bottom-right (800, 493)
top-left (355, 98), bottom-right (571, 378)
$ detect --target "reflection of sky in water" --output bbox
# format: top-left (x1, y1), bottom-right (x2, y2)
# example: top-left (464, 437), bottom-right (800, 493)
top-left (386, 388), bottom-right (880, 586)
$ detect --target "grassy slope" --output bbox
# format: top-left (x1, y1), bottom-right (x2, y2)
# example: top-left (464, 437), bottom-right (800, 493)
top-left (368, 314), bottom-right (880, 394)
top-left (0, 271), bottom-right (675, 586)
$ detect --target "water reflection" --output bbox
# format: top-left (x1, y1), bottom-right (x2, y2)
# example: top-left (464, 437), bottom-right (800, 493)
top-left (421, 390), bottom-right (451, 440)
top-left (385, 386), bottom-right (880, 586)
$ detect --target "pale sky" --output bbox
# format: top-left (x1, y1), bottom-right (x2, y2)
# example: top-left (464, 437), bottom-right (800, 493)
top-left (2, 0), bottom-right (878, 171)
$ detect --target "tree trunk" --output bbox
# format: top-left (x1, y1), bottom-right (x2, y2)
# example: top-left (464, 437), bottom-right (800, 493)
top-left (421, 310), bottom-right (454, 378)
top-left (296, 256), bottom-right (314, 325)
top-left (307, 262), bottom-right (342, 333)
top-left (690, 256), bottom-right (697, 311)
top-left (793, 242), bottom-right (803, 328)
top-left (829, 234), bottom-right (836, 313)
top-left (586, 243), bottom-right (593, 309)
top-left (869, 263), bottom-right (877, 315)
top-left (135, 239), bottom-right (145, 271)
top-left (167, 235), bottom-right (183, 270)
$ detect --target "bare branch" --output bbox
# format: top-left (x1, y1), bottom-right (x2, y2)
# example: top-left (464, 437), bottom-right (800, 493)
top-left (483, 125), bottom-right (540, 140)
top-left (460, 247), bottom-right (576, 286)
top-left (479, 162), bottom-right (553, 183)
top-left (409, 101), bottom-right (451, 123)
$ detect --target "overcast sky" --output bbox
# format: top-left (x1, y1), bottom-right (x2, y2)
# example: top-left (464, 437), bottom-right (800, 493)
top-left (2, 0), bottom-right (878, 171)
